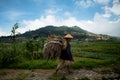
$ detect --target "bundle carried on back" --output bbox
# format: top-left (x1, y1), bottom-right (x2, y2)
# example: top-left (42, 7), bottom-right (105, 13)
top-left (43, 35), bottom-right (65, 60)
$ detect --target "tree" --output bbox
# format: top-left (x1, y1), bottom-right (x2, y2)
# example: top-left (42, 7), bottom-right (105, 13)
top-left (11, 22), bottom-right (19, 42)
top-left (11, 23), bottom-right (19, 35)
top-left (0, 23), bottom-right (20, 68)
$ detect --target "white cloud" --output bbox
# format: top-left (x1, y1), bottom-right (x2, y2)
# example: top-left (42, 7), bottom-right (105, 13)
top-left (3, 11), bottom-right (25, 20)
top-left (75, 0), bottom-right (111, 7)
top-left (94, 0), bottom-right (111, 5)
top-left (0, 28), bottom-right (9, 36)
top-left (44, 8), bottom-right (62, 17)
top-left (113, 0), bottom-right (120, 4)
top-left (75, 0), bottom-right (94, 8)
top-left (18, 15), bottom-right (62, 33)
top-left (103, 13), bottom-right (111, 18)
top-left (102, 6), bottom-right (111, 18)
top-left (45, 9), bottom-right (58, 15)
top-left (18, 13), bottom-right (120, 37)
top-left (91, 13), bottom-right (120, 36)
top-left (109, 2), bottom-right (120, 15)
top-left (103, 0), bottom-right (120, 16)
top-left (0, 12), bottom-right (117, 37)
top-left (64, 12), bottom-right (72, 17)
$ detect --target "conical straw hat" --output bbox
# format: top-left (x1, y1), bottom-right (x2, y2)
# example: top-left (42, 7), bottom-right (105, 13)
top-left (64, 34), bottom-right (73, 39)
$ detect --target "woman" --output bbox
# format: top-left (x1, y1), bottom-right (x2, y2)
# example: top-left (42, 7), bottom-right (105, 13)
top-left (55, 34), bottom-right (74, 74)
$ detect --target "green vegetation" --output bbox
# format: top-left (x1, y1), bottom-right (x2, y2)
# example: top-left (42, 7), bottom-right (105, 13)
top-left (10, 60), bottom-right (58, 69)
top-left (0, 24), bottom-right (120, 74)
top-left (0, 40), bottom-right (120, 73)
top-left (0, 37), bottom-right (46, 68)
top-left (71, 42), bottom-right (120, 58)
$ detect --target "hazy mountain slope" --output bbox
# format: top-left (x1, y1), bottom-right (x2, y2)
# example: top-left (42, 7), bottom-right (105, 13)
top-left (0, 25), bottom-right (111, 42)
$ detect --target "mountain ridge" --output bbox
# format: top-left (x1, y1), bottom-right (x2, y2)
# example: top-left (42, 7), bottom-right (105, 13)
top-left (0, 25), bottom-right (111, 42)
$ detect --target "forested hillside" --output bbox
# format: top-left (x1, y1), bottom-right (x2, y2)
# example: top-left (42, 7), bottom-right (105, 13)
top-left (20, 25), bottom-right (89, 39)
top-left (0, 25), bottom-right (112, 43)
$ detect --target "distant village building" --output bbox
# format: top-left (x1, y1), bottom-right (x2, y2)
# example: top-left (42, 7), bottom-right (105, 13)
top-left (85, 33), bottom-right (111, 42)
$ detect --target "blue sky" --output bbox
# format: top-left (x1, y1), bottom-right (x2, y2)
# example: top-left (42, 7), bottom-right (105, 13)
top-left (0, 0), bottom-right (120, 37)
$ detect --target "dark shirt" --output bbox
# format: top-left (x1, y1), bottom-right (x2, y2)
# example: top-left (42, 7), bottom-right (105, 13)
top-left (60, 41), bottom-right (74, 61)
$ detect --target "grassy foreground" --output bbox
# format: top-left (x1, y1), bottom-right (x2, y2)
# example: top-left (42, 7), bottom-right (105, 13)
top-left (0, 41), bottom-right (120, 73)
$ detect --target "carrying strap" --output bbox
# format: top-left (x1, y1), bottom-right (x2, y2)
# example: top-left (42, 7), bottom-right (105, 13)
top-left (62, 40), bottom-right (67, 50)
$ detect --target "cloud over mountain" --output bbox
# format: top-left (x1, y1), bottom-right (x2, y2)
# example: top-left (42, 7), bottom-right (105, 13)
top-left (0, 0), bottom-right (120, 37)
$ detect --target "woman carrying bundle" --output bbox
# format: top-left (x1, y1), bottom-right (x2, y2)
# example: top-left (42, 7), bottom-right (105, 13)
top-left (55, 34), bottom-right (74, 74)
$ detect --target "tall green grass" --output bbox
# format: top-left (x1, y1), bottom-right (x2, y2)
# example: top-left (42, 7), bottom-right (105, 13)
top-left (0, 41), bottom-right (120, 73)
top-left (9, 59), bottom-right (58, 69)
top-left (71, 57), bottom-right (118, 69)
top-left (71, 41), bottom-right (120, 59)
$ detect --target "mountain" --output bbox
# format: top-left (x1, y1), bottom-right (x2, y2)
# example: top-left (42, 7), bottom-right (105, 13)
top-left (21, 25), bottom-right (89, 38)
top-left (0, 25), bottom-right (111, 42)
